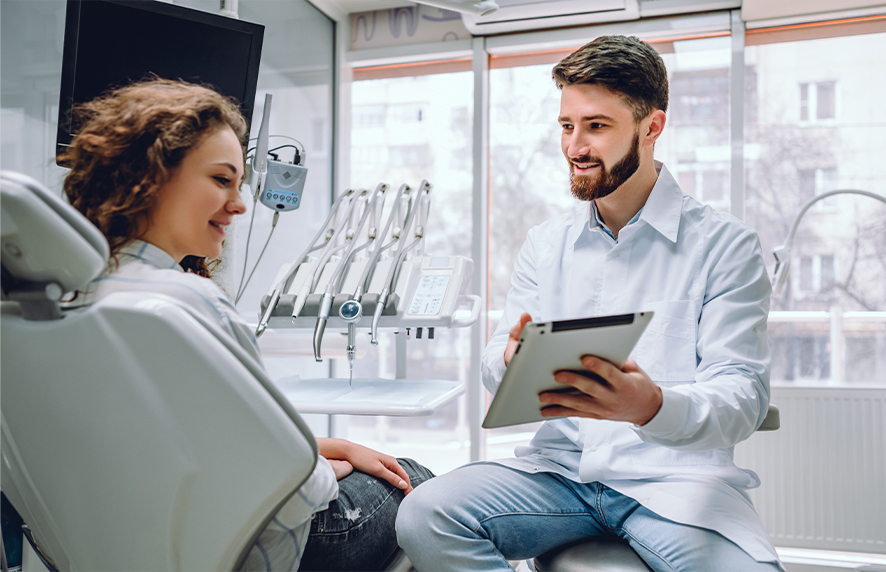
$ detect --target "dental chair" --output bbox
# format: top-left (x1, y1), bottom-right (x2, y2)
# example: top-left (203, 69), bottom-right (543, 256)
top-left (533, 406), bottom-right (781, 572)
top-left (0, 171), bottom-right (410, 572)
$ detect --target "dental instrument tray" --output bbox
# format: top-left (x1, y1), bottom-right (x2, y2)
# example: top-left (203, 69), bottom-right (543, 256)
top-left (482, 311), bottom-right (654, 429)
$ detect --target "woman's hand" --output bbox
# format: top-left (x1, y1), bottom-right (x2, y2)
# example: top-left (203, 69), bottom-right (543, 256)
top-left (327, 459), bottom-right (354, 480)
top-left (317, 438), bottom-right (413, 494)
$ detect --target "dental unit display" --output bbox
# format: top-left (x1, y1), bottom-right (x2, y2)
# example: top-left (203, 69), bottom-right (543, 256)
top-left (256, 179), bottom-right (481, 389)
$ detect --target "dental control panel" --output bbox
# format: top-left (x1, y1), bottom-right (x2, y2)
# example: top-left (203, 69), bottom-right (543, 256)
top-left (259, 160), bottom-right (307, 212)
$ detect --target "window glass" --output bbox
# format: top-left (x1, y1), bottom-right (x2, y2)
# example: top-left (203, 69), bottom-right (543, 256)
top-left (343, 72), bottom-right (474, 475)
top-left (745, 32), bottom-right (886, 386)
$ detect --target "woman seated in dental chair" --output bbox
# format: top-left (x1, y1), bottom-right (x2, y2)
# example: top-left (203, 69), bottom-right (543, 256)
top-left (58, 78), bottom-right (434, 572)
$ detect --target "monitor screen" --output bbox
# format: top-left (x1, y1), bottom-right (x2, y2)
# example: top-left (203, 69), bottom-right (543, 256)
top-left (56, 0), bottom-right (264, 163)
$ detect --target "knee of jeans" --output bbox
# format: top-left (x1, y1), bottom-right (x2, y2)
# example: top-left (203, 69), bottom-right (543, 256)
top-left (395, 478), bottom-right (446, 547)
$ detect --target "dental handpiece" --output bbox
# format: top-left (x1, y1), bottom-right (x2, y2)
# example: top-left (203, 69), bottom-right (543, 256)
top-left (369, 183), bottom-right (431, 345)
top-left (310, 192), bottom-right (360, 361)
top-left (313, 185), bottom-right (386, 362)
top-left (361, 184), bottom-right (411, 345)
top-left (255, 190), bottom-right (352, 338)
top-left (312, 292), bottom-right (334, 362)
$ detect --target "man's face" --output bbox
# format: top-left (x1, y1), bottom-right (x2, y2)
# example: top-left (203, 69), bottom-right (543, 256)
top-left (559, 83), bottom-right (642, 202)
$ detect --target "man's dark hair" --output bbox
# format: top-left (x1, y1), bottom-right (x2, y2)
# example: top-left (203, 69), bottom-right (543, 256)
top-left (552, 35), bottom-right (669, 123)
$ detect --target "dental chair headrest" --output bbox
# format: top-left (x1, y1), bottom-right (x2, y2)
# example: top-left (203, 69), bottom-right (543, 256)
top-left (1, 171), bottom-right (109, 319)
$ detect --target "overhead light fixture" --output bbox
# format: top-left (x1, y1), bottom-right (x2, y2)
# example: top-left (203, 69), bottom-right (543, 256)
top-left (413, 0), bottom-right (499, 17)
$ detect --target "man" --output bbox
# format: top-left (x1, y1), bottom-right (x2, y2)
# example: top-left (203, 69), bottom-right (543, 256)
top-left (396, 35), bottom-right (782, 571)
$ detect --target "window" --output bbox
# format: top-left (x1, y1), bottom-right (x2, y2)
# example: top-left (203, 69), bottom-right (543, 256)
top-left (794, 254), bottom-right (836, 295)
top-left (353, 104), bottom-right (387, 129)
top-left (798, 167), bottom-right (838, 208)
top-left (799, 81), bottom-right (837, 122)
top-left (746, 30), bottom-right (886, 386)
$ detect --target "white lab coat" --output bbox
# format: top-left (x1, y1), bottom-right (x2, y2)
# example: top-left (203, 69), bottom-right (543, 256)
top-left (482, 162), bottom-right (780, 565)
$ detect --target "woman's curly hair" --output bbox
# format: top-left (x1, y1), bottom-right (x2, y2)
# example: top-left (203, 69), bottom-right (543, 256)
top-left (58, 78), bottom-right (249, 277)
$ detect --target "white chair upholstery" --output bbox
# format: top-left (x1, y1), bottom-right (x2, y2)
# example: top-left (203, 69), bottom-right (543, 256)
top-left (1, 171), bottom-right (319, 571)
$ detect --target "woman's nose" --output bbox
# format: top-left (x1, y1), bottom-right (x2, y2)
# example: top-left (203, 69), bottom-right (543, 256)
top-left (228, 191), bottom-right (247, 215)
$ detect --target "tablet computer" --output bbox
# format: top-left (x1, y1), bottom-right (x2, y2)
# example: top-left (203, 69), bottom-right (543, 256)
top-left (482, 311), bottom-right (653, 429)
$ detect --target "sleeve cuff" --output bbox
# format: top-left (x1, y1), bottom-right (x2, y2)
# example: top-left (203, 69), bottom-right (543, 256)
top-left (633, 386), bottom-right (692, 440)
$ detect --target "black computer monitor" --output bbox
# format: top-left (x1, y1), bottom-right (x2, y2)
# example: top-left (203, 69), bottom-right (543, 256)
top-left (56, 0), bottom-right (264, 163)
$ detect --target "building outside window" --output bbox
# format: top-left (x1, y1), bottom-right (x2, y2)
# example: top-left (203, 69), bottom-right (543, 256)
top-left (746, 29), bottom-right (886, 387)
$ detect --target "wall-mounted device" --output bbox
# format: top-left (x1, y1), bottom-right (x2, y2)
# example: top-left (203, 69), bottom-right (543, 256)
top-left (259, 160), bottom-right (307, 212)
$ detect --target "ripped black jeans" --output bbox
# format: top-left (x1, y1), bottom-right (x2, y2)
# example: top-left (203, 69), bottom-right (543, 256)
top-left (299, 458), bottom-right (435, 571)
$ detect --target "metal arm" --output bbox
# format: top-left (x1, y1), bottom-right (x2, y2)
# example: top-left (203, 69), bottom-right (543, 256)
top-left (772, 189), bottom-right (886, 296)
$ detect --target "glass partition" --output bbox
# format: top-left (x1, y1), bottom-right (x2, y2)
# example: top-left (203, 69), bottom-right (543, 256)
top-left (745, 31), bottom-right (886, 386)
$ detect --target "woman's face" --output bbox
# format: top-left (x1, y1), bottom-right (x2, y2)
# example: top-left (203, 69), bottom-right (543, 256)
top-left (141, 126), bottom-right (246, 262)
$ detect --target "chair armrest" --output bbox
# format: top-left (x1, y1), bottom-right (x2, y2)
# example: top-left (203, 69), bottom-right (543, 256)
top-left (758, 404), bottom-right (780, 431)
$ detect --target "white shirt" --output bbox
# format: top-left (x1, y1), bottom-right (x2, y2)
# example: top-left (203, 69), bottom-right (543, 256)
top-left (482, 163), bottom-right (779, 565)
top-left (69, 240), bottom-right (338, 571)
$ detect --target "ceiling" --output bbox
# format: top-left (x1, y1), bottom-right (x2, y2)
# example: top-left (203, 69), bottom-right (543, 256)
top-left (322, 0), bottom-right (419, 14)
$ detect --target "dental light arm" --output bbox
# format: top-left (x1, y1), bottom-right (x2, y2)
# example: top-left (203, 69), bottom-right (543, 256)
top-left (772, 189), bottom-right (886, 297)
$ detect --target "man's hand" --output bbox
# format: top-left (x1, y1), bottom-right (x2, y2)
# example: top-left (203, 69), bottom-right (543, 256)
top-left (538, 356), bottom-right (663, 426)
top-left (317, 438), bottom-right (413, 494)
top-left (504, 313), bottom-right (533, 366)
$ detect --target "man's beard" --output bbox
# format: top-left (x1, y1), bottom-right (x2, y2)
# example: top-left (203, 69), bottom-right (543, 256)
top-left (569, 131), bottom-right (641, 202)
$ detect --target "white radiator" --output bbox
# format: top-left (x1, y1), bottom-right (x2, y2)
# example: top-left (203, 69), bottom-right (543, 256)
top-left (734, 386), bottom-right (886, 553)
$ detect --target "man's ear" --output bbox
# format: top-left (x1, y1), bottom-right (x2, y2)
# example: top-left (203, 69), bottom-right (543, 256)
top-left (642, 110), bottom-right (666, 147)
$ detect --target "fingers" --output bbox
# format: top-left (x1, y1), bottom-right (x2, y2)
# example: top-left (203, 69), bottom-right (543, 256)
top-left (505, 313), bottom-right (533, 366)
top-left (383, 457), bottom-right (414, 494)
top-left (579, 355), bottom-right (620, 381)
top-left (327, 459), bottom-right (354, 481)
top-left (508, 312), bottom-right (533, 341)
top-left (538, 404), bottom-right (604, 419)
top-left (370, 457), bottom-right (412, 494)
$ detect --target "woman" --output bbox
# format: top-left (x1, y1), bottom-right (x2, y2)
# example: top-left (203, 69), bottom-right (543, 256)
top-left (59, 78), bottom-right (433, 571)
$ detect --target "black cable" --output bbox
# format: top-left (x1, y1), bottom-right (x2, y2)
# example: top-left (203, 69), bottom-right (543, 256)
top-left (22, 526), bottom-right (58, 572)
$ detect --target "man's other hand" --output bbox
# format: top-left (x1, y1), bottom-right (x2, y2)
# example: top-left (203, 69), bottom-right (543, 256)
top-left (504, 313), bottom-right (533, 367)
top-left (538, 357), bottom-right (663, 426)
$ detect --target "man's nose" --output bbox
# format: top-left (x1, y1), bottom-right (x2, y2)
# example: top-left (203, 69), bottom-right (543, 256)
top-left (565, 131), bottom-right (590, 160)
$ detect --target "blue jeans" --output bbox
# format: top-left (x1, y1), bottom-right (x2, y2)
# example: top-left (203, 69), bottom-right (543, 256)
top-left (396, 462), bottom-right (781, 572)
top-left (299, 458), bottom-right (435, 571)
